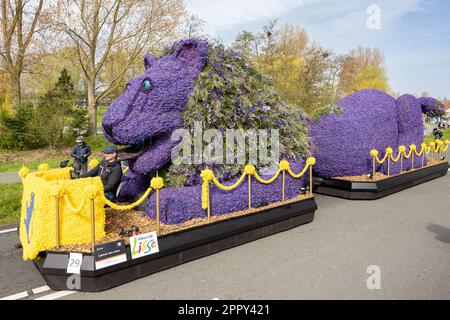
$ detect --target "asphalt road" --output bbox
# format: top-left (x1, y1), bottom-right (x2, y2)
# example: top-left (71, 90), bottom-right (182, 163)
top-left (1, 173), bottom-right (450, 300)
top-left (0, 172), bottom-right (20, 184)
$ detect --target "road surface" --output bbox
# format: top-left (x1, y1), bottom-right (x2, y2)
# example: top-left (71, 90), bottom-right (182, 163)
top-left (0, 172), bottom-right (20, 184)
top-left (1, 172), bottom-right (449, 300)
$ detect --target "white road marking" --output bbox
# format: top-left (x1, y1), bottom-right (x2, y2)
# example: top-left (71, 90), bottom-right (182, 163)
top-left (32, 285), bottom-right (51, 295)
top-left (0, 228), bottom-right (17, 235)
top-left (35, 291), bottom-right (76, 300)
top-left (0, 291), bottom-right (28, 300)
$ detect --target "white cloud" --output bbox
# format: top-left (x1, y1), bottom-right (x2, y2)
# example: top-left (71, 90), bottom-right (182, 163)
top-left (184, 0), bottom-right (304, 35)
top-left (184, 0), bottom-right (449, 97)
top-left (185, 0), bottom-right (425, 45)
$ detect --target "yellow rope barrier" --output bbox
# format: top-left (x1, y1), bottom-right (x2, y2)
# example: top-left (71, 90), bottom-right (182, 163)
top-left (201, 158), bottom-right (316, 212)
top-left (102, 187), bottom-right (153, 211)
top-left (370, 140), bottom-right (450, 172)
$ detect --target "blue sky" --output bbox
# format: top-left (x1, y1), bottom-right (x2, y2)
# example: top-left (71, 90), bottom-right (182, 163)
top-left (184, 0), bottom-right (450, 98)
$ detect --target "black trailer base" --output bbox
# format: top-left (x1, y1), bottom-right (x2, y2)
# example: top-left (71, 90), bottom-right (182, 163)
top-left (314, 162), bottom-right (449, 200)
top-left (33, 198), bottom-right (317, 292)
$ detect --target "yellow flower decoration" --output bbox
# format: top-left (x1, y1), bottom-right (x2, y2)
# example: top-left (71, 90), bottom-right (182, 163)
top-left (398, 145), bottom-right (406, 153)
top-left (18, 166), bottom-right (30, 178)
top-left (445, 140), bottom-right (450, 145)
top-left (38, 163), bottom-right (50, 171)
top-left (410, 144), bottom-right (417, 151)
top-left (50, 186), bottom-right (64, 198)
top-left (279, 160), bottom-right (290, 171)
top-left (200, 169), bottom-right (214, 182)
top-left (82, 184), bottom-right (99, 199)
top-left (435, 140), bottom-right (444, 146)
top-left (370, 149), bottom-right (379, 158)
top-left (386, 147), bottom-right (394, 154)
top-left (150, 177), bottom-right (164, 190)
top-left (421, 143), bottom-right (427, 150)
top-left (429, 142), bottom-right (436, 148)
top-left (306, 157), bottom-right (316, 166)
top-left (244, 164), bottom-right (256, 175)
top-left (89, 159), bottom-right (100, 168)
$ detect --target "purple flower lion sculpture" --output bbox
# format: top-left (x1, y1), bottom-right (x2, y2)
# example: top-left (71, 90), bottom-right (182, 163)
top-left (309, 89), bottom-right (444, 178)
top-left (102, 39), bottom-right (310, 225)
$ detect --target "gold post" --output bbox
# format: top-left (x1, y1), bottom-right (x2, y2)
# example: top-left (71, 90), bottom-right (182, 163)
top-left (55, 195), bottom-right (60, 248)
top-left (400, 154), bottom-right (403, 174)
top-left (309, 166), bottom-right (313, 196)
top-left (248, 175), bottom-right (252, 210)
top-left (282, 170), bottom-right (285, 202)
top-left (90, 197), bottom-right (95, 253)
top-left (207, 181), bottom-right (211, 223)
top-left (156, 189), bottom-right (160, 235)
top-left (412, 153), bottom-right (415, 171)
top-left (372, 157), bottom-right (376, 179)
top-left (387, 157), bottom-right (390, 177)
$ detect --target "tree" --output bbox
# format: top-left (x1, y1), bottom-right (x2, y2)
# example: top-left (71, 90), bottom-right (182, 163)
top-left (254, 51), bottom-right (304, 106)
top-left (277, 24), bottom-right (309, 57)
top-left (338, 46), bottom-right (387, 96)
top-left (0, 70), bottom-right (12, 110)
top-left (297, 46), bottom-right (338, 113)
top-left (26, 46), bottom-right (84, 98)
top-left (32, 68), bottom-right (77, 148)
top-left (0, 0), bottom-right (45, 110)
top-left (181, 14), bottom-right (205, 39)
top-left (232, 30), bottom-right (259, 59)
top-left (346, 65), bottom-right (389, 94)
top-left (56, 0), bottom-right (185, 135)
top-left (235, 22), bottom-right (345, 114)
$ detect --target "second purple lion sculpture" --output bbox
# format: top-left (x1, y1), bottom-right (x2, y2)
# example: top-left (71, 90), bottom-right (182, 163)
top-left (309, 89), bottom-right (443, 178)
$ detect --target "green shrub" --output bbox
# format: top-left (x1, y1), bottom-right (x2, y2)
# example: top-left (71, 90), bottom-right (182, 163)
top-left (0, 104), bottom-right (45, 150)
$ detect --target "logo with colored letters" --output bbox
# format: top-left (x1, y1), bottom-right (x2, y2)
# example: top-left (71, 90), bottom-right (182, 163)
top-left (130, 232), bottom-right (159, 259)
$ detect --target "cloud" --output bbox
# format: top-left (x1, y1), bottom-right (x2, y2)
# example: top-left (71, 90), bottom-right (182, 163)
top-left (185, 0), bottom-right (426, 46)
top-left (184, 0), bottom-right (304, 34)
top-left (184, 0), bottom-right (448, 97)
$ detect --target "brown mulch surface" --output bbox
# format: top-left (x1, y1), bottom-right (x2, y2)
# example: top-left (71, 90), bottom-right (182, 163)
top-left (50, 194), bottom-right (314, 253)
top-left (335, 159), bottom-right (447, 182)
top-left (0, 147), bottom-right (71, 164)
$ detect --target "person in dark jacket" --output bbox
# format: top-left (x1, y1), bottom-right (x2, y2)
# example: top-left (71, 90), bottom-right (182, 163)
top-left (87, 146), bottom-right (123, 201)
top-left (433, 128), bottom-right (443, 141)
top-left (71, 136), bottom-right (92, 177)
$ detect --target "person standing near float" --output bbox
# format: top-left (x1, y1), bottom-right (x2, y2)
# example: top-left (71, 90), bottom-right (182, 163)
top-left (71, 136), bottom-right (92, 177)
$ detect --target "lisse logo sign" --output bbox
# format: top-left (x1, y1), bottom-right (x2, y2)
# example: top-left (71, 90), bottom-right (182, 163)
top-left (130, 232), bottom-right (160, 259)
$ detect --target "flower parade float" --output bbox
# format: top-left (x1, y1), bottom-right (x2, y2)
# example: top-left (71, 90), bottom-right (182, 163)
top-left (310, 90), bottom-right (449, 199)
top-left (21, 39), bottom-right (319, 292)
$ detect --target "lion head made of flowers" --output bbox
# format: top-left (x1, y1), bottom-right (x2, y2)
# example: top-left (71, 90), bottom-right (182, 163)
top-left (102, 39), bottom-right (310, 224)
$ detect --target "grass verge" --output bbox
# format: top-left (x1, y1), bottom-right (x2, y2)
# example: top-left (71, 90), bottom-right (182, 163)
top-left (0, 183), bottom-right (22, 225)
